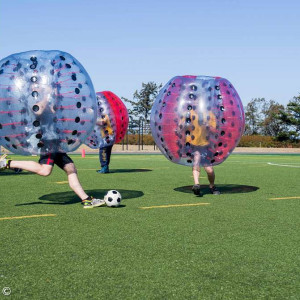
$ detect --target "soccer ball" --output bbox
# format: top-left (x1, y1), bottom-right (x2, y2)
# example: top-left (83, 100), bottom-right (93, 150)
top-left (104, 190), bottom-right (122, 207)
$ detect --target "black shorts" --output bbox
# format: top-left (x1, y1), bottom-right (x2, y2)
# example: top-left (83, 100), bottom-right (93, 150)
top-left (39, 153), bottom-right (73, 170)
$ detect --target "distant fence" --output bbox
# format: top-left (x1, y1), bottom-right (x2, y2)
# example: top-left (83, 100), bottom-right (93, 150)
top-left (120, 119), bottom-right (156, 151)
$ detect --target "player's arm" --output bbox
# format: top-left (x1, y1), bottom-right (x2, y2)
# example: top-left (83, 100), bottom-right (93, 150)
top-left (32, 85), bottom-right (55, 115)
top-left (96, 117), bottom-right (104, 126)
top-left (96, 114), bottom-right (108, 126)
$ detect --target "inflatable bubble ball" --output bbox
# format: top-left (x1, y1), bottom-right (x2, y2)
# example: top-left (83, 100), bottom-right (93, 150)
top-left (150, 75), bottom-right (245, 167)
top-left (85, 91), bottom-right (129, 149)
top-left (0, 50), bottom-right (97, 155)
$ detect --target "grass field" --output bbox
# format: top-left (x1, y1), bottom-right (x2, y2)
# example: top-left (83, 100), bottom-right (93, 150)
top-left (0, 153), bottom-right (300, 299)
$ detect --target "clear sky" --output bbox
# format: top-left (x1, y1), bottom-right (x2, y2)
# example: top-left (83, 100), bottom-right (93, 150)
top-left (0, 0), bottom-right (299, 107)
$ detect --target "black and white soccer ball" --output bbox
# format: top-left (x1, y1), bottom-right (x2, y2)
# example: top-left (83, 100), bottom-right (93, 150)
top-left (104, 190), bottom-right (122, 207)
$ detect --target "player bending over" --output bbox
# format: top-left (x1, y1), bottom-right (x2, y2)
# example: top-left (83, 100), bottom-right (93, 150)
top-left (0, 153), bottom-right (104, 209)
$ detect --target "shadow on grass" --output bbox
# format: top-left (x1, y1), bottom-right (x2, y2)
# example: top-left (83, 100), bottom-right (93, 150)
top-left (15, 189), bottom-right (144, 206)
top-left (97, 169), bottom-right (152, 173)
top-left (174, 184), bottom-right (259, 195)
top-left (0, 170), bottom-right (32, 176)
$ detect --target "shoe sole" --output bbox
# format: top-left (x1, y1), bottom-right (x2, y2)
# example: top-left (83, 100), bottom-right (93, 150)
top-left (0, 154), bottom-right (7, 170)
top-left (92, 202), bottom-right (106, 207)
top-left (0, 154), bottom-right (7, 163)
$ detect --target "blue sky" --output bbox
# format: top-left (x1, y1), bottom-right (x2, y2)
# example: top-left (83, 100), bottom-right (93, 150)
top-left (0, 0), bottom-right (299, 107)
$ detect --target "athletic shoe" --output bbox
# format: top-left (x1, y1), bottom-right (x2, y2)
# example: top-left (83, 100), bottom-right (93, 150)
top-left (0, 154), bottom-right (8, 170)
top-left (97, 166), bottom-right (109, 174)
top-left (91, 198), bottom-right (106, 207)
top-left (82, 198), bottom-right (93, 209)
top-left (192, 184), bottom-right (203, 197)
top-left (210, 186), bottom-right (220, 195)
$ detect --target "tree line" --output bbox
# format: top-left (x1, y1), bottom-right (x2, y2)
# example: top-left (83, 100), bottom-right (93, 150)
top-left (244, 96), bottom-right (300, 142)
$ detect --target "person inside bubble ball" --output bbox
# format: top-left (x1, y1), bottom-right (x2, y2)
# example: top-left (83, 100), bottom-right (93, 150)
top-left (0, 84), bottom-right (105, 209)
top-left (181, 109), bottom-right (221, 196)
top-left (96, 113), bottom-right (114, 174)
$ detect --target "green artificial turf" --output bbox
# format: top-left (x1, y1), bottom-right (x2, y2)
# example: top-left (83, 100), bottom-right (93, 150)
top-left (0, 153), bottom-right (299, 299)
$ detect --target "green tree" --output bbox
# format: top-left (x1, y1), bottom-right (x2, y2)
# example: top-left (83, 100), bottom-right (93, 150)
top-left (244, 98), bottom-right (265, 135)
top-left (277, 95), bottom-right (300, 141)
top-left (122, 82), bottom-right (162, 123)
top-left (244, 98), bottom-right (290, 140)
top-left (261, 100), bottom-right (286, 137)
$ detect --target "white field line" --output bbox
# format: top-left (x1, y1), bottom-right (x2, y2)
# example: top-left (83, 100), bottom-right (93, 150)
top-left (227, 161), bottom-right (274, 164)
top-left (267, 162), bottom-right (300, 168)
top-left (226, 161), bottom-right (300, 168)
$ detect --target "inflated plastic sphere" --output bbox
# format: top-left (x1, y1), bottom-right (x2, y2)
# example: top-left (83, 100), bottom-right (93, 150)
top-left (150, 75), bottom-right (245, 167)
top-left (0, 50), bottom-right (97, 155)
top-left (85, 91), bottom-right (129, 149)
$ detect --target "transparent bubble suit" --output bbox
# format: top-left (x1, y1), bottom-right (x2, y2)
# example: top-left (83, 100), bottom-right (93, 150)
top-left (150, 75), bottom-right (245, 167)
top-left (0, 50), bottom-right (97, 155)
top-left (85, 91), bottom-right (128, 149)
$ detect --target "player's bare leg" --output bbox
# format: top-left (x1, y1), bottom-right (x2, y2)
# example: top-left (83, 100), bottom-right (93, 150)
top-left (192, 151), bottom-right (202, 196)
top-left (204, 166), bottom-right (220, 195)
top-left (63, 163), bottom-right (88, 200)
top-left (192, 166), bottom-right (200, 185)
top-left (9, 160), bottom-right (53, 176)
top-left (63, 163), bottom-right (105, 208)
